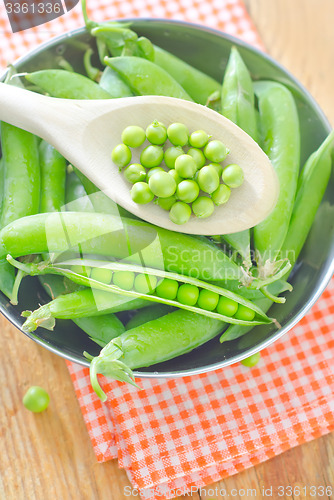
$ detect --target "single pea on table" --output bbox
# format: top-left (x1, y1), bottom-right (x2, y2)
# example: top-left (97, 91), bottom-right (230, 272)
top-left (111, 120), bottom-right (245, 225)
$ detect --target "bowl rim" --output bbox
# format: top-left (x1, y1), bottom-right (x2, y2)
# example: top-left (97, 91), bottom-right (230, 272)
top-left (1, 18), bottom-right (333, 377)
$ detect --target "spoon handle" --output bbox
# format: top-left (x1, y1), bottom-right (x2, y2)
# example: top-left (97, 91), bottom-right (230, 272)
top-left (0, 82), bottom-right (62, 135)
top-left (0, 82), bottom-right (100, 149)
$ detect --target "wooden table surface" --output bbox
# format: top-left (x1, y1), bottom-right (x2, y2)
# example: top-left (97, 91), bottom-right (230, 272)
top-left (1, 1), bottom-right (334, 499)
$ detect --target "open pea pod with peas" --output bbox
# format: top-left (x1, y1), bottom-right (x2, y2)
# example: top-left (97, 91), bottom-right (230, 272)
top-left (8, 256), bottom-right (272, 330)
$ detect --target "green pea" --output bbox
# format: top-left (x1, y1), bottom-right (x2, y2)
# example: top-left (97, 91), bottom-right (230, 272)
top-left (222, 164), bottom-right (244, 188)
top-left (167, 122), bottom-right (189, 146)
top-left (168, 169), bottom-right (182, 184)
top-left (211, 184), bottom-right (231, 206)
top-left (130, 182), bottom-right (154, 204)
top-left (23, 386), bottom-right (50, 413)
top-left (169, 201), bottom-right (192, 225)
top-left (209, 162), bottom-right (223, 177)
top-left (216, 296), bottom-right (238, 316)
top-left (192, 196), bottom-right (215, 218)
top-left (176, 179), bottom-right (200, 203)
top-left (197, 289), bottom-right (219, 311)
top-left (204, 139), bottom-right (229, 163)
top-left (124, 163), bottom-right (147, 184)
top-left (164, 146), bottom-right (184, 168)
top-left (146, 166), bottom-right (164, 181)
top-left (156, 278), bottom-right (179, 300)
top-left (111, 143), bottom-right (132, 168)
top-left (197, 165), bottom-right (220, 194)
top-left (175, 154), bottom-right (197, 178)
top-left (189, 129), bottom-right (210, 148)
top-left (134, 273), bottom-right (157, 294)
top-left (71, 265), bottom-right (91, 277)
top-left (187, 148), bottom-right (206, 169)
top-left (121, 125), bottom-right (146, 148)
top-left (90, 267), bottom-right (113, 284)
top-left (241, 352), bottom-right (261, 367)
top-left (113, 270), bottom-right (135, 290)
top-left (156, 195), bottom-right (177, 210)
top-left (234, 305), bottom-right (255, 321)
top-left (140, 145), bottom-right (164, 168)
top-left (177, 283), bottom-right (199, 306)
top-left (148, 171), bottom-right (176, 198)
top-left (146, 120), bottom-right (167, 145)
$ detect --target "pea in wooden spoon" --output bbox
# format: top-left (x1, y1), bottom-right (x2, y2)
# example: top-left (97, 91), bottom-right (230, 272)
top-left (0, 83), bottom-right (279, 235)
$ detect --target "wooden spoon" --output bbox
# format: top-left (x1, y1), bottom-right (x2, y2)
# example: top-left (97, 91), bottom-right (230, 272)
top-left (0, 82), bottom-right (279, 235)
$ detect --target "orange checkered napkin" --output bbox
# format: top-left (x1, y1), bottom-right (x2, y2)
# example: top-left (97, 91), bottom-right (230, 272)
top-left (67, 277), bottom-right (334, 499)
top-left (1, 1), bottom-right (334, 499)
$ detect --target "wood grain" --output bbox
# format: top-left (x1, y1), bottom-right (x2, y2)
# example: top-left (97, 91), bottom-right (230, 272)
top-left (1, 1), bottom-right (334, 499)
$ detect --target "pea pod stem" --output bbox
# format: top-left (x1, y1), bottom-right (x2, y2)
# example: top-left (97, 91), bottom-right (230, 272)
top-left (20, 287), bottom-right (148, 333)
top-left (7, 255), bottom-right (272, 326)
top-left (83, 48), bottom-right (101, 82)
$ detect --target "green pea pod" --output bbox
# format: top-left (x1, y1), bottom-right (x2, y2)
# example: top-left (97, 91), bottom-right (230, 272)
top-left (0, 158), bottom-right (3, 214)
top-left (153, 45), bottom-right (220, 105)
top-left (280, 130), bottom-right (334, 266)
top-left (39, 271), bottom-right (125, 348)
top-left (105, 56), bottom-right (193, 100)
top-left (99, 66), bottom-right (133, 97)
top-left (0, 159), bottom-right (14, 299)
top-left (0, 260), bottom-right (15, 299)
top-left (125, 304), bottom-right (174, 330)
top-left (0, 120), bottom-right (40, 299)
top-left (73, 167), bottom-right (135, 219)
top-left (39, 141), bottom-right (66, 213)
top-left (82, 0), bottom-right (146, 63)
top-left (220, 47), bottom-right (259, 267)
top-left (253, 81), bottom-right (300, 270)
top-left (91, 25), bottom-right (155, 61)
top-left (65, 171), bottom-right (94, 212)
top-left (220, 279), bottom-right (291, 343)
top-left (25, 70), bottom-right (112, 99)
top-left (75, 315), bottom-right (125, 348)
top-left (21, 286), bottom-right (148, 332)
top-left (0, 123), bottom-right (40, 227)
top-left (222, 231), bottom-right (252, 269)
top-left (0, 212), bottom-right (243, 281)
top-left (86, 309), bottom-right (225, 400)
top-left (221, 47), bottom-right (258, 141)
top-left (9, 256), bottom-right (272, 326)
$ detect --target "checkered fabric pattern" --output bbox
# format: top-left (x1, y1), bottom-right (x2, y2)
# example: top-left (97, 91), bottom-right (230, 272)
top-left (1, 1), bottom-right (333, 499)
top-left (0, 0), bottom-right (264, 70)
top-left (67, 277), bottom-right (334, 499)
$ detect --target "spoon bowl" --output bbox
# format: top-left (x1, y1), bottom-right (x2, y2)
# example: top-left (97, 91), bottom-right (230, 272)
top-left (0, 82), bottom-right (278, 234)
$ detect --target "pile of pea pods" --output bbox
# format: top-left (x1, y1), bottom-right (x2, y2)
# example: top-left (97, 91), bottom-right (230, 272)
top-left (0, 0), bottom-right (333, 401)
